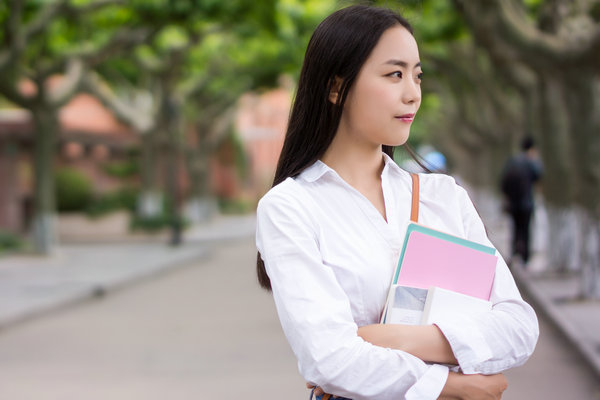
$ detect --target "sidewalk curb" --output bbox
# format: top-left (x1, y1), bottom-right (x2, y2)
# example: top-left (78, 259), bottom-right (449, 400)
top-left (511, 265), bottom-right (600, 380)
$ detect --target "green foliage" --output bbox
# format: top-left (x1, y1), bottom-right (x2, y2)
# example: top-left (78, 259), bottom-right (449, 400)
top-left (0, 231), bottom-right (23, 254)
top-left (129, 213), bottom-right (188, 232)
top-left (103, 160), bottom-right (139, 178)
top-left (270, 0), bottom-right (337, 78)
top-left (406, 92), bottom-right (442, 147)
top-left (218, 197), bottom-right (255, 215)
top-left (409, 0), bottom-right (467, 42)
top-left (3, 0), bottom-right (339, 227)
top-left (522, 0), bottom-right (544, 15)
top-left (155, 25), bottom-right (190, 52)
top-left (55, 167), bottom-right (93, 212)
top-left (22, 3), bottom-right (137, 69)
top-left (86, 186), bottom-right (138, 218)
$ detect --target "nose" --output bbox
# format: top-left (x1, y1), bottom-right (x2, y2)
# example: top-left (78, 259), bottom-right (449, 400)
top-left (402, 78), bottom-right (421, 105)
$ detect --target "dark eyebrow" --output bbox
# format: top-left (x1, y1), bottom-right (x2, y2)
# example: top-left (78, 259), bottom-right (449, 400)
top-left (383, 59), bottom-right (421, 68)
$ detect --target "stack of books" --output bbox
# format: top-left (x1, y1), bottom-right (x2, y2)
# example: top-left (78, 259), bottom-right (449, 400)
top-left (381, 223), bottom-right (498, 325)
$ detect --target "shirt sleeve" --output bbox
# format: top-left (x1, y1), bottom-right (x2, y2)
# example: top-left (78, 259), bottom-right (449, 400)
top-left (256, 183), bottom-right (448, 400)
top-left (433, 183), bottom-right (539, 375)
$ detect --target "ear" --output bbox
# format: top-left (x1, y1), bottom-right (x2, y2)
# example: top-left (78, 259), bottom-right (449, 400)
top-left (328, 76), bottom-right (343, 104)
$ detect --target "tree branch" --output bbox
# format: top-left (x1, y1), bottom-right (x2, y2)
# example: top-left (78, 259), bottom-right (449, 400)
top-left (82, 71), bottom-right (155, 132)
top-left (20, 0), bottom-right (69, 44)
top-left (1, 0), bottom-right (128, 81)
top-left (84, 27), bottom-right (157, 66)
top-left (49, 58), bottom-right (85, 107)
top-left (0, 76), bottom-right (32, 108)
top-left (6, 0), bottom-right (24, 46)
top-left (0, 0), bottom-right (26, 73)
top-left (37, 26), bottom-right (156, 80)
top-left (23, 0), bottom-right (124, 43)
top-left (152, 25), bottom-right (221, 76)
top-left (458, 0), bottom-right (600, 67)
top-left (178, 58), bottom-right (226, 100)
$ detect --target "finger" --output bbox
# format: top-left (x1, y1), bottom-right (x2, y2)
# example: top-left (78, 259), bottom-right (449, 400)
top-left (314, 386), bottom-right (324, 396)
top-left (306, 382), bottom-right (315, 389)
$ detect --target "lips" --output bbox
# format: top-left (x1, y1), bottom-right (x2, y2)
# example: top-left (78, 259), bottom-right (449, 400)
top-left (395, 113), bottom-right (415, 122)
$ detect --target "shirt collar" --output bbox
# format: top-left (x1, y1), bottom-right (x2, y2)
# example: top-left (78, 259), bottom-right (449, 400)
top-left (298, 159), bottom-right (332, 183)
top-left (298, 152), bottom-right (407, 183)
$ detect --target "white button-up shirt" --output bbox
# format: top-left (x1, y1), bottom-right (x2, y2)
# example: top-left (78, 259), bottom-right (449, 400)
top-left (256, 155), bottom-right (538, 400)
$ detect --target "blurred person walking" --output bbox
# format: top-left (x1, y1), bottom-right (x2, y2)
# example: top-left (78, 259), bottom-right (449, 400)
top-left (500, 137), bottom-right (543, 266)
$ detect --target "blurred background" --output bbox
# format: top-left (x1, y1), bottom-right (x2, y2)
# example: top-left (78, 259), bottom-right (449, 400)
top-left (0, 0), bottom-right (599, 399)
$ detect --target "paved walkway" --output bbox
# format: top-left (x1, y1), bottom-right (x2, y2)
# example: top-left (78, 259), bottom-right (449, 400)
top-left (511, 263), bottom-right (600, 379)
top-left (0, 214), bottom-right (256, 330)
top-left (0, 206), bottom-right (598, 383)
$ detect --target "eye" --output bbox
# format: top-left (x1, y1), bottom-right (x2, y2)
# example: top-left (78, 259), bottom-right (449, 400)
top-left (416, 72), bottom-right (423, 82)
top-left (387, 71), bottom-right (402, 79)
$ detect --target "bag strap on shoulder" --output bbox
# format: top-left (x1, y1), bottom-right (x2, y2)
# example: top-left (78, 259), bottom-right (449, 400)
top-left (410, 173), bottom-right (419, 223)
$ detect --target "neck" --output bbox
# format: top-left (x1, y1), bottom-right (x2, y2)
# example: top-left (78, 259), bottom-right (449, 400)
top-left (321, 132), bottom-right (385, 187)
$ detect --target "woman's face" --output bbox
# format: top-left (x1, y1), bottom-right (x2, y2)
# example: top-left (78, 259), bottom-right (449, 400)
top-left (337, 25), bottom-right (422, 148)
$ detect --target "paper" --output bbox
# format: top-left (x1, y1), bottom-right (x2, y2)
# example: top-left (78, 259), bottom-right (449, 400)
top-left (422, 286), bottom-right (492, 325)
top-left (395, 230), bottom-right (497, 300)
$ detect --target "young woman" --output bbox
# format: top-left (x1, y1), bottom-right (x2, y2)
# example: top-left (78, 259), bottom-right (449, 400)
top-left (255, 5), bottom-right (538, 400)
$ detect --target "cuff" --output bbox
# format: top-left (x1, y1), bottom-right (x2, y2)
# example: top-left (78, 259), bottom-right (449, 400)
top-left (405, 364), bottom-right (449, 400)
top-left (435, 315), bottom-right (493, 374)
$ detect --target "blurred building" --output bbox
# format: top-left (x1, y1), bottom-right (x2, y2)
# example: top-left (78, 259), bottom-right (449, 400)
top-left (235, 85), bottom-right (292, 200)
top-left (1, 78), bottom-right (293, 235)
top-left (0, 88), bottom-right (138, 234)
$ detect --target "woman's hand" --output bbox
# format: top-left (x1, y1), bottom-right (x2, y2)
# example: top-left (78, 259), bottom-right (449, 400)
top-left (306, 382), bottom-right (323, 397)
top-left (439, 372), bottom-right (508, 399)
top-left (306, 382), bottom-right (336, 399)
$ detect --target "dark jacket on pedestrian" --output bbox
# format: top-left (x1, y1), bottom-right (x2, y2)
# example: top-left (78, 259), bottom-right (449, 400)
top-left (500, 153), bottom-right (543, 212)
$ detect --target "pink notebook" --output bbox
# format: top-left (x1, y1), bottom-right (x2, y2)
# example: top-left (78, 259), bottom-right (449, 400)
top-left (396, 231), bottom-right (497, 300)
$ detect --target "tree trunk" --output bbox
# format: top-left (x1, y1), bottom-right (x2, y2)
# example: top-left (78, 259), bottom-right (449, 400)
top-left (530, 74), bottom-right (577, 271)
top-left (576, 207), bottom-right (600, 299)
top-left (163, 97), bottom-right (182, 246)
top-left (185, 127), bottom-right (217, 223)
top-left (564, 71), bottom-right (600, 298)
top-left (545, 204), bottom-right (580, 273)
top-left (31, 106), bottom-right (59, 254)
top-left (564, 71), bottom-right (600, 214)
top-left (137, 129), bottom-right (163, 218)
top-left (532, 74), bottom-right (572, 204)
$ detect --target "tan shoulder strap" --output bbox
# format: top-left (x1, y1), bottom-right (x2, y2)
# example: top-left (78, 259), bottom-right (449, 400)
top-left (410, 173), bottom-right (419, 223)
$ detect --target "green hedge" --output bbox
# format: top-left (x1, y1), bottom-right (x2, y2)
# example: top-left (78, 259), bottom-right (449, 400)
top-left (55, 168), bottom-right (93, 212)
top-left (0, 231), bottom-right (22, 253)
top-left (218, 197), bottom-right (254, 214)
top-left (103, 160), bottom-right (139, 178)
top-left (130, 214), bottom-right (187, 232)
top-left (86, 187), bottom-right (138, 217)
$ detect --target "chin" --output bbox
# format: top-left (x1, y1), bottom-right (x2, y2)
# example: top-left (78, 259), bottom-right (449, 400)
top-left (385, 136), bottom-right (410, 147)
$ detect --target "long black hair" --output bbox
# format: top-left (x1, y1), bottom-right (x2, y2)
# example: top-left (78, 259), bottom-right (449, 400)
top-left (257, 5), bottom-right (414, 290)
